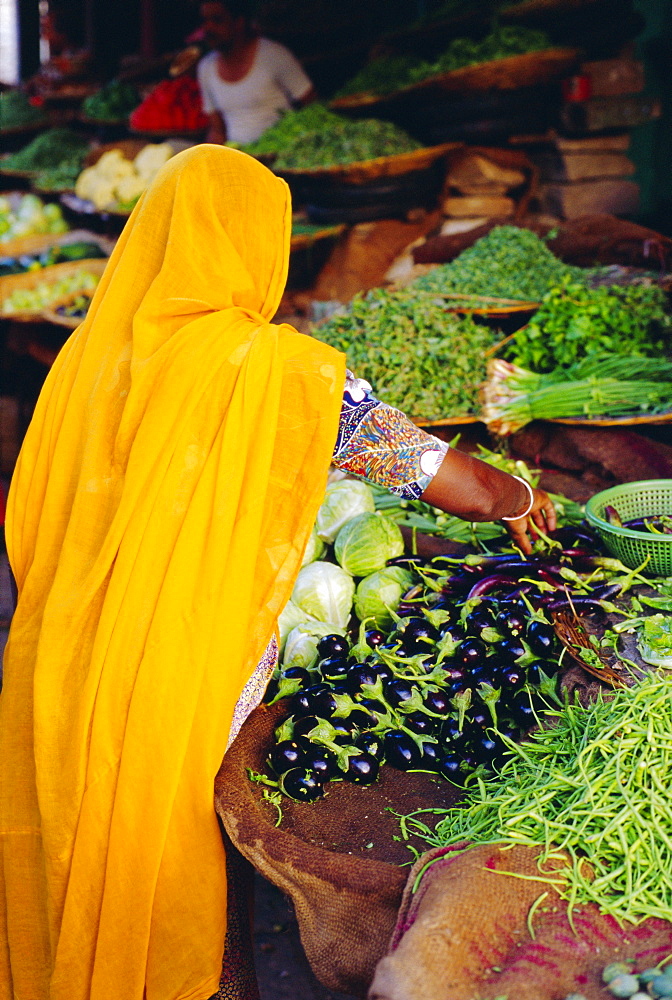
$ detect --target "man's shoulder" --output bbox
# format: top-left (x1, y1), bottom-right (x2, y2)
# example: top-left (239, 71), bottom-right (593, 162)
top-left (197, 50), bottom-right (218, 76)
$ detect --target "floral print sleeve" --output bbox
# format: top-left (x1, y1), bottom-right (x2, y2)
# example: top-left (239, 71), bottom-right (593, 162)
top-left (332, 371), bottom-right (448, 499)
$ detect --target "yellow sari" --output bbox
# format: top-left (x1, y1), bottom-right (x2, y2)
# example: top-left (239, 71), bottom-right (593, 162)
top-left (0, 145), bottom-right (345, 1000)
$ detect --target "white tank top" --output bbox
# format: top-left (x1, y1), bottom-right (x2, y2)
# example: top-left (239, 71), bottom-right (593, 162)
top-left (196, 38), bottom-right (312, 144)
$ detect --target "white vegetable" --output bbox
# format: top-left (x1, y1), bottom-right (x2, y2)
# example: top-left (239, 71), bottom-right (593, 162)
top-left (277, 599), bottom-right (316, 654)
top-left (292, 560), bottom-right (354, 628)
top-left (315, 479), bottom-right (375, 544)
top-left (283, 621), bottom-right (346, 670)
top-left (301, 527), bottom-right (326, 567)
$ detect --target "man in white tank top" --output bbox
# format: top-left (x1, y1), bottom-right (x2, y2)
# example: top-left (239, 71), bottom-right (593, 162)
top-left (197, 0), bottom-right (315, 145)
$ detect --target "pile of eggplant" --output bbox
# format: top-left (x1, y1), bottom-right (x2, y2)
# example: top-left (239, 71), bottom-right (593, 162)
top-left (261, 525), bottom-right (626, 803)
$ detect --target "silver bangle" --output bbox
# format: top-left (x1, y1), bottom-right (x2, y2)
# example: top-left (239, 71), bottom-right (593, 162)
top-left (501, 475), bottom-right (535, 521)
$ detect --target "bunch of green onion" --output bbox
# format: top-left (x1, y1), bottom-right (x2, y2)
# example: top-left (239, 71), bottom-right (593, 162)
top-left (399, 671), bottom-right (672, 925)
top-left (482, 355), bottom-right (672, 435)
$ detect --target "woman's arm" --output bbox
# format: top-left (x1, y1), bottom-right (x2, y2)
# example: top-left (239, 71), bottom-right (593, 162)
top-left (421, 447), bottom-right (556, 554)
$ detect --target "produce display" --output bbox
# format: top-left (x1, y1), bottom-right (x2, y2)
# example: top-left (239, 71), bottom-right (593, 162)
top-left (129, 76), bottom-right (208, 132)
top-left (507, 280), bottom-right (672, 372)
top-left (252, 456), bottom-right (642, 809)
top-left (74, 143), bottom-right (175, 211)
top-left (585, 962), bottom-right (672, 1000)
top-left (0, 90), bottom-right (48, 132)
top-left (336, 26), bottom-right (551, 98)
top-left (411, 226), bottom-right (593, 302)
top-left (242, 104), bottom-right (422, 170)
top-left (313, 288), bottom-right (500, 421)
top-left (54, 293), bottom-right (94, 322)
top-left (400, 668), bottom-right (672, 925)
top-left (1, 129), bottom-right (89, 175)
top-left (81, 79), bottom-right (140, 122)
top-left (32, 162), bottom-right (83, 193)
top-left (0, 240), bottom-right (107, 277)
top-left (483, 355), bottom-right (672, 434)
top-left (0, 194), bottom-right (68, 244)
top-left (1, 268), bottom-right (101, 315)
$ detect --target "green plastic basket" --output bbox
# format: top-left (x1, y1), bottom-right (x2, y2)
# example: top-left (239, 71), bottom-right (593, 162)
top-left (585, 480), bottom-right (672, 577)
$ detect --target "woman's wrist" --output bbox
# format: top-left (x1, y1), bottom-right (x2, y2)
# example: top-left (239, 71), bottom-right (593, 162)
top-left (501, 475), bottom-right (535, 521)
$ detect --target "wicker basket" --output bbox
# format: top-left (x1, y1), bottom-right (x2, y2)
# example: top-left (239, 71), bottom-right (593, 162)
top-left (331, 48), bottom-right (579, 110)
top-left (585, 480), bottom-right (672, 576)
top-left (275, 142), bottom-right (459, 186)
top-left (0, 257), bottom-right (106, 321)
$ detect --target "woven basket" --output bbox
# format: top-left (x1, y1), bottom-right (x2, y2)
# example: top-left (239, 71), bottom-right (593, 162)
top-left (0, 257), bottom-right (106, 320)
top-left (331, 48), bottom-right (579, 110)
top-left (275, 142), bottom-right (459, 186)
top-left (585, 480), bottom-right (672, 576)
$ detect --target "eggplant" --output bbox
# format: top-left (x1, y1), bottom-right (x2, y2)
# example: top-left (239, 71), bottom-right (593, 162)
top-left (358, 697), bottom-right (389, 717)
top-left (292, 714), bottom-right (322, 738)
top-left (290, 685), bottom-right (327, 717)
top-left (387, 555), bottom-right (427, 569)
top-left (281, 666), bottom-right (312, 686)
top-left (467, 574), bottom-right (528, 601)
top-left (525, 660), bottom-right (556, 684)
top-left (437, 752), bottom-right (467, 784)
top-left (465, 607), bottom-right (496, 635)
top-left (498, 637), bottom-right (526, 662)
top-left (311, 689), bottom-right (338, 718)
top-left (365, 628), bottom-right (386, 649)
top-left (440, 663), bottom-right (467, 685)
top-left (471, 732), bottom-right (502, 765)
top-left (546, 597), bottom-right (607, 619)
top-left (396, 617), bottom-right (439, 655)
top-left (499, 665), bottom-right (526, 692)
top-left (303, 745), bottom-right (339, 781)
top-left (423, 689), bottom-right (451, 715)
top-left (404, 711), bottom-right (438, 736)
top-left (347, 708), bottom-right (377, 730)
top-left (317, 634), bottom-right (350, 660)
top-left (279, 767), bottom-right (324, 802)
top-left (470, 662), bottom-right (502, 688)
top-left (268, 739), bottom-right (307, 775)
top-left (342, 752), bottom-right (379, 785)
top-left (383, 731), bottom-right (422, 770)
top-left (419, 742), bottom-right (440, 771)
top-left (526, 620), bottom-right (555, 656)
top-left (355, 731), bottom-right (385, 761)
top-left (318, 656), bottom-right (348, 680)
top-left (496, 609), bottom-right (526, 640)
top-left (440, 717), bottom-right (470, 747)
top-left (454, 638), bottom-right (487, 669)
top-left (383, 678), bottom-right (416, 708)
top-left (346, 663), bottom-right (380, 695)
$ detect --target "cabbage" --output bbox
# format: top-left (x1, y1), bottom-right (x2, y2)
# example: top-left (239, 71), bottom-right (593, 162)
top-left (301, 527), bottom-right (326, 566)
top-left (277, 599), bottom-right (315, 654)
top-left (315, 479), bottom-right (375, 543)
top-left (283, 621), bottom-right (347, 670)
top-left (292, 560), bottom-right (355, 627)
top-left (334, 512), bottom-right (404, 577)
top-left (354, 566), bottom-right (414, 630)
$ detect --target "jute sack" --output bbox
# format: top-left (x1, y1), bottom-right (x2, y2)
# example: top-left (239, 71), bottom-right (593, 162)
top-left (370, 842), bottom-right (672, 1000)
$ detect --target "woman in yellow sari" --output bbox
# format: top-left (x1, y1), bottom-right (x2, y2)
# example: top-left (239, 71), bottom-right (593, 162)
top-left (0, 145), bottom-right (553, 1000)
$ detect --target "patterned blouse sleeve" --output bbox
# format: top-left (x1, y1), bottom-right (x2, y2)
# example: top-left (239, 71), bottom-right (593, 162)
top-left (332, 371), bottom-right (449, 500)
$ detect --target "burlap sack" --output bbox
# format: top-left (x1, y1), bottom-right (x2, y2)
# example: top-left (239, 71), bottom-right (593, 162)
top-left (215, 702), bottom-right (462, 998)
top-left (370, 842), bottom-right (672, 1000)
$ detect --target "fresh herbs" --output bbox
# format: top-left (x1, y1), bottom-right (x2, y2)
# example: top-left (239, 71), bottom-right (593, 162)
top-left (411, 227), bottom-right (591, 303)
top-left (244, 104), bottom-right (422, 170)
top-left (508, 280), bottom-right (672, 372)
top-left (313, 287), bottom-right (501, 421)
top-left (483, 355), bottom-right (672, 434)
top-left (399, 672), bottom-right (672, 925)
top-left (1, 129), bottom-right (89, 173)
top-left (336, 26), bottom-right (550, 98)
top-left (82, 79), bottom-right (140, 122)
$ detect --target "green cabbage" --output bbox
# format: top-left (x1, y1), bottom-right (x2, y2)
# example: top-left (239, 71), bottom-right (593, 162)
top-left (315, 479), bottom-right (375, 543)
top-left (301, 527), bottom-right (326, 566)
top-left (354, 566), bottom-right (414, 630)
top-left (334, 512), bottom-right (404, 577)
top-left (277, 599), bottom-right (316, 654)
top-left (283, 621), bottom-right (347, 670)
top-left (291, 560), bottom-right (355, 627)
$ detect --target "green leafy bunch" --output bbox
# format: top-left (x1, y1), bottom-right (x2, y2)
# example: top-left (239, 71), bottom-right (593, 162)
top-left (509, 280), bottom-right (672, 372)
top-left (313, 287), bottom-right (500, 421)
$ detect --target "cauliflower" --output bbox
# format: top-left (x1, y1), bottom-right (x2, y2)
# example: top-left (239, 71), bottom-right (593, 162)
top-left (94, 149), bottom-right (135, 180)
top-left (134, 142), bottom-right (173, 179)
top-left (115, 174), bottom-right (147, 204)
top-left (75, 165), bottom-right (101, 201)
top-left (88, 181), bottom-right (118, 211)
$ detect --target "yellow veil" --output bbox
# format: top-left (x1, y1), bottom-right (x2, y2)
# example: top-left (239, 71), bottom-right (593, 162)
top-left (0, 145), bottom-right (345, 1000)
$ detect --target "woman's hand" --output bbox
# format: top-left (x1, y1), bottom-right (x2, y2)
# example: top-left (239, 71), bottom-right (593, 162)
top-left (420, 447), bottom-right (557, 554)
top-left (503, 487), bottom-right (556, 555)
